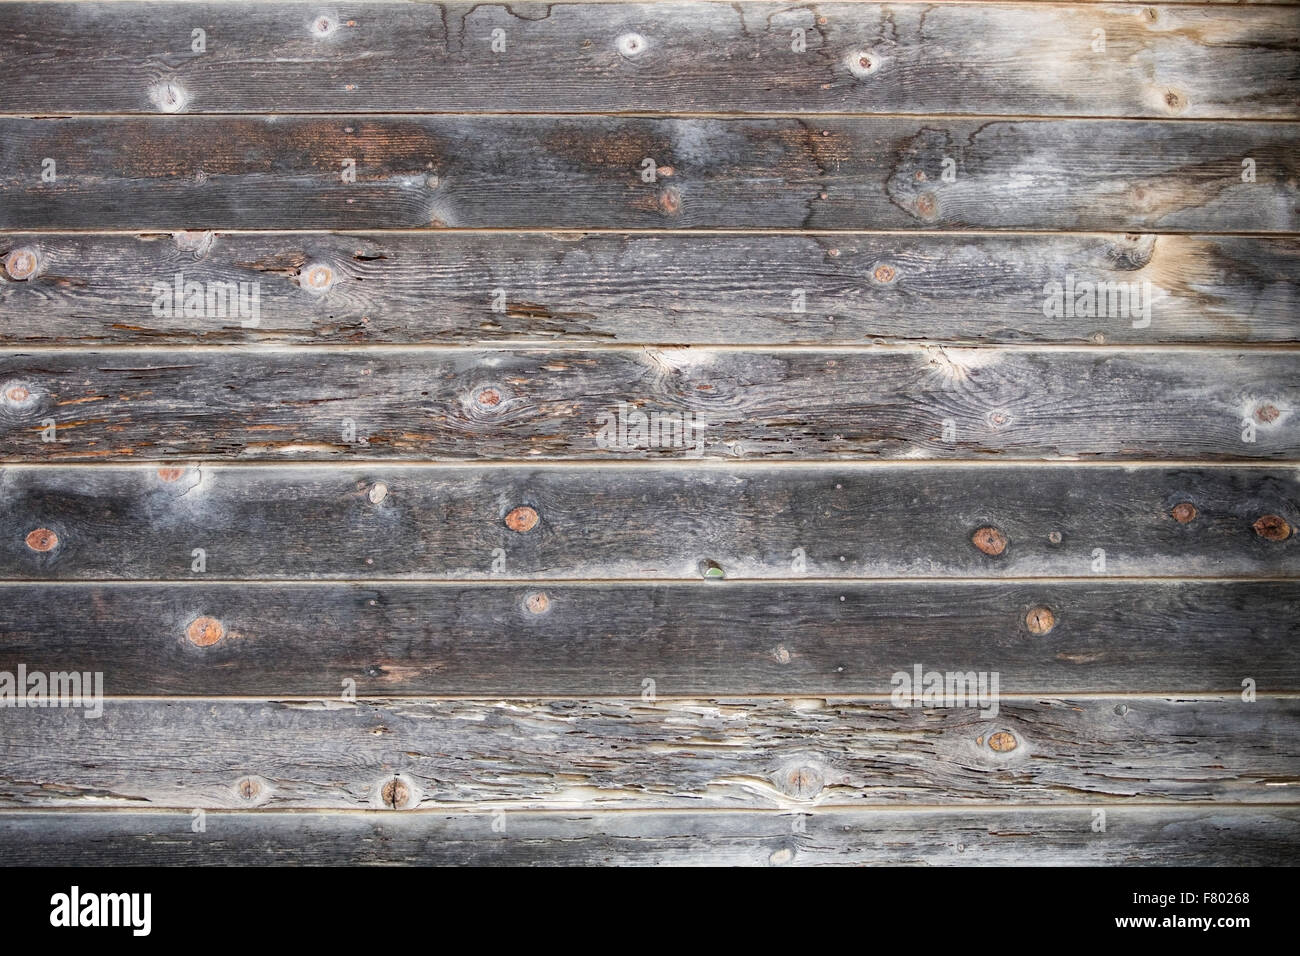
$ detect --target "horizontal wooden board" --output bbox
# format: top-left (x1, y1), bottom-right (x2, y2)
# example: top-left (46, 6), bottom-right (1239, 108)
top-left (1, 3), bottom-right (1296, 118)
top-left (1035, 0), bottom-right (1300, 4)
top-left (0, 581), bottom-right (1293, 695)
top-left (2, 697), bottom-right (1295, 810)
top-left (1, 464), bottom-right (1295, 580)
top-left (3, 232), bottom-right (1297, 346)
top-left (0, 806), bottom-right (1295, 864)
top-left (1, 117), bottom-right (1296, 231)
top-left (1029, 0), bottom-right (1299, 4)
top-left (1, 349), bottom-right (1295, 461)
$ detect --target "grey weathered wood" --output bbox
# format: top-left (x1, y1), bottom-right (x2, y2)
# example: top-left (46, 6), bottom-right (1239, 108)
top-left (0, 580), bottom-right (1292, 695)
top-left (2, 232), bottom-right (1296, 345)
top-left (0, 806), bottom-right (1294, 865)
top-left (1032, 0), bottom-right (1299, 4)
top-left (1055, 0), bottom-right (1300, 3)
top-left (2, 117), bottom-right (1296, 231)
top-left (1, 697), bottom-right (1295, 810)
top-left (1064, 0), bottom-right (1299, 3)
top-left (1, 349), bottom-right (1295, 461)
top-left (1, 3), bottom-right (1296, 118)
top-left (0, 0), bottom-right (1294, 871)
top-left (1, 464), bottom-right (1295, 579)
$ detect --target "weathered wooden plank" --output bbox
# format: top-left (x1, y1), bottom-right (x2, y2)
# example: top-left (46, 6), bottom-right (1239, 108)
top-left (1, 349), bottom-right (1295, 461)
top-left (1038, 0), bottom-right (1300, 4)
top-left (2, 464), bottom-right (1295, 579)
top-left (1011, 0), bottom-right (1300, 4)
top-left (2, 117), bottom-right (1296, 231)
top-left (2, 697), bottom-right (1295, 810)
top-left (0, 581), bottom-right (1293, 694)
top-left (1026, 0), bottom-right (1300, 4)
top-left (1, 3), bottom-right (1296, 118)
top-left (0, 807), bottom-right (1294, 865)
top-left (3, 232), bottom-right (1296, 346)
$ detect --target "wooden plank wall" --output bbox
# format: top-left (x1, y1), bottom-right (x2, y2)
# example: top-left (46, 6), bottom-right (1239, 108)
top-left (0, 0), bottom-right (1297, 865)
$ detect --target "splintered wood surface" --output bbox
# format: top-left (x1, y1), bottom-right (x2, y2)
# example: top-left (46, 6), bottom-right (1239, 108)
top-left (0, 0), bottom-right (1296, 866)
top-left (5, 697), bottom-right (1298, 809)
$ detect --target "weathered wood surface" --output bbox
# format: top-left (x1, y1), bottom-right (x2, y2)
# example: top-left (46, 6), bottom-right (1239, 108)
top-left (1009, 0), bottom-right (1300, 4)
top-left (1, 464), bottom-right (1295, 580)
top-left (2, 698), bottom-right (1295, 810)
top-left (2, 117), bottom-right (1296, 231)
top-left (1, 349), bottom-right (1295, 461)
top-left (1, 0), bottom-right (1296, 868)
top-left (3, 232), bottom-right (1296, 346)
top-left (2, 3), bottom-right (1296, 118)
top-left (1, 807), bottom-right (1295, 865)
top-left (0, 581), bottom-right (1292, 695)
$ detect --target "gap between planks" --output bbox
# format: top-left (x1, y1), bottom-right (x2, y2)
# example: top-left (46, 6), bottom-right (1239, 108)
top-left (0, 576), bottom-right (1295, 585)
top-left (70, 693), bottom-right (1300, 702)
top-left (1, 803), bottom-right (1294, 816)
top-left (6, 228), bottom-right (1300, 237)
top-left (6, 227), bottom-right (1300, 238)
top-left (5, 459), bottom-right (1298, 469)
top-left (5, 459), bottom-right (1297, 467)
top-left (2, 0), bottom-right (1295, 6)
top-left (6, 343), bottom-right (1300, 352)
top-left (6, 112), bottom-right (1300, 122)
top-left (3, 1), bottom-right (1294, 6)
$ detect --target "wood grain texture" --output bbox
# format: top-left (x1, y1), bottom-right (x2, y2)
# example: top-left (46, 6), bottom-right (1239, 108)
top-left (1, 348), bottom-right (1295, 461)
top-left (1001, 0), bottom-right (1300, 4)
top-left (2, 116), bottom-right (1296, 231)
top-left (1, 697), bottom-right (1295, 810)
top-left (0, 580), bottom-right (1293, 695)
top-left (3, 232), bottom-right (1297, 346)
top-left (0, 0), bottom-right (1295, 869)
top-left (1, 806), bottom-right (1295, 865)
top-left (1, 464), bottom-right (1295, 580)
top-left (1, 3), bottom-right (1296, 118)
